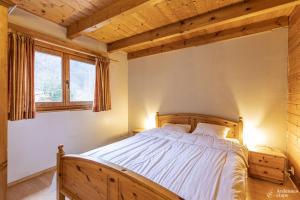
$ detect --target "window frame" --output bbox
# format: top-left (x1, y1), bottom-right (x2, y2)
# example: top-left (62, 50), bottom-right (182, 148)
top-left (67, 55), bottom-right (96, 108)
top-left (34, 43), bottom-right (96, 112)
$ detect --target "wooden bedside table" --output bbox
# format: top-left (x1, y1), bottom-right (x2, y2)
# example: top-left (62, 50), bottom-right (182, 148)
top-left (248, 146), bottom-right (287, 184)
top-left (132, 128), bottom-right (145, 135)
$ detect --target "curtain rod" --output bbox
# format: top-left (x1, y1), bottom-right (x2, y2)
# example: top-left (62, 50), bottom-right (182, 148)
top-left (34, 38), bottom-right (120, 63)
top-left (8, 23), bottom-right (120, 63)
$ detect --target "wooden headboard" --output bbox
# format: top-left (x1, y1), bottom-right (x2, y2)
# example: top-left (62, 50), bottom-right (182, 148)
top-left (156, 112), bottom-right (243, 144)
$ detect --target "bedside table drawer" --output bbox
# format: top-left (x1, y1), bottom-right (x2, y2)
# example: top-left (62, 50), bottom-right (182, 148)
top-left (249, 164), bottom-right (284, 182)
top-left (249, 152), bottom-right (285, 170)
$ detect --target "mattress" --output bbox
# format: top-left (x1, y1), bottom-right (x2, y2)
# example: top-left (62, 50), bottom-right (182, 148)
top-left (83, 128), bottom-right (248, 200)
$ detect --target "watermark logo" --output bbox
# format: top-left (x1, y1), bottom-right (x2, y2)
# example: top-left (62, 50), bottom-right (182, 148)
top-left (266, 188), bottom-right (299, 199)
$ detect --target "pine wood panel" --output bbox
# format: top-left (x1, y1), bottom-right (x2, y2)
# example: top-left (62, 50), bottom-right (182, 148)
top-left (10, 0), bottom-right (296, 55)
top-left (249, 165), bottom-right (285, 183)
top-left (11, 0), bottom-right (115, 26)
top-left (288, 5), bottom-right (300, 187)
top-left (288, 122), bottom-right (300, 137)
top-left (0, 3), bottom-right (9, 200)
top-left (108, 0), bottom-right (300, 52)
top-left (85, 0), bottom-right (242, 43)
top-left (287, 113), bottom-right (300, 129)
top-left (128, 16), bottom-right (288, 59)
top-left (249, 152), bottom-right (286, 170)
top-left (124, 7), bottom-right (293, 53)
top-left (66, 0), bottom-right (153, 38)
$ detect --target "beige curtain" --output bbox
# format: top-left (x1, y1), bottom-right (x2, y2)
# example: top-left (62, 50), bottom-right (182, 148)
top-left (93, 57), bottom-right (111, 112)
top-left (8, 32), bottom-right (35, 121)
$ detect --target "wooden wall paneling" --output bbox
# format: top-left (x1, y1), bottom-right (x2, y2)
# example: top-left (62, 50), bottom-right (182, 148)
top-left (108, 0), bottom-right (300, 52)
top-left (288, 5), bottom-right (300, 187)
top-left (0, 1), bottom-right (13, 200)
top-left (128, 16), bottom-right (288, 59)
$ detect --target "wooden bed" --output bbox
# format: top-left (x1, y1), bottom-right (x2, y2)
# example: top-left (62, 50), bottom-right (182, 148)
top-left (56, 112), bottom-right (243, 200)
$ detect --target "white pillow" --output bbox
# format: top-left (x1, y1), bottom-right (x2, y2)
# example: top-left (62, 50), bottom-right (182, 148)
top-left (225, 138), bottom-right (240, 144)
top-left (192, 123), bottom-right (230, 139)
top-left (162, 123), bottom-right (191, 133)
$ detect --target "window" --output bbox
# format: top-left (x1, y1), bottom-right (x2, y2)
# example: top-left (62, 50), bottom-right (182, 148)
top-left (70, 58), bottom-right (95, 102)
top-left (34, 45), bottom-right (95, 111)
top-left (35, 51), bottom-right (63, 103)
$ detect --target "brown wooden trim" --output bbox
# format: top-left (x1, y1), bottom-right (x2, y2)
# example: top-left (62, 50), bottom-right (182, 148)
top-left (36, 105), bottom-right (92, 112)
top-left (67, 54), bottom-right (95, 107)
top-left (128, 16), bottom-right (288, 59)
top-left (68, 101), bottom-right (93, 106)
top-left (288, 5), bottom-right (300, 186)
top-left (108, 0), bottom-right (299, 52)
top-left (56, 145), bottom-right (64, 200)
top-left (0, 5), bottom-right (8, 200)
top-left (66, 0), bottom-right (150, 39)
top-left (35, 41), bottom-right (96, 62)
top-left (34, 46), bottom-right (65, 109)
top-left (36, 102), bottom-right (65, 109)
top-left (63, 53), bottom-right (69, 107)
top-left (68, 54), bottom-right (95, 65)
top-left (35, 45), bottom-right (64, 57)
top-left (8, 166), bottom-right (56, 188)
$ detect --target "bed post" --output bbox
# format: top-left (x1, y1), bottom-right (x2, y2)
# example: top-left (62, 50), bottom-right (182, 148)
top-left (156, 112), bottom-right (160, 128)
top-left (238, 117), bottom-right (243, 144)
top-left (57, 145), bottom-right (65, 200)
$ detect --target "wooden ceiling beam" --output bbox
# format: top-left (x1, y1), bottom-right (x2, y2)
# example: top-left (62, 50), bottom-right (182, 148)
top-left (67, 0), bottom-right (152, 39)
top-left (109, 0), bottom-right (300, 52)
top-left (127, 16), bottom-right (288, 59)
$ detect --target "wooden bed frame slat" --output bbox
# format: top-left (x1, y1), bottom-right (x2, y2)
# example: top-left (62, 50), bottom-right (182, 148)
top-left (57, 112), bottom-right (243, 200)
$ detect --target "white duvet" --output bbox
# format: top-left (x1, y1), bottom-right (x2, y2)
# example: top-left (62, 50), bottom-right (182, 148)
top-left (83, 128), bottom-right (248, 200)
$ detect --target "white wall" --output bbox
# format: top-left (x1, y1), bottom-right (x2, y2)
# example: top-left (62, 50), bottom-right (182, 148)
top-left (8, 9), bottom-right (128, 183)
top-left (129, 28), bottom-right (288, 151)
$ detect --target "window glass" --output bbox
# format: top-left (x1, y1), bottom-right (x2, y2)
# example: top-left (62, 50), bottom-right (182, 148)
top-left (34, 51), bottom-right (62, 102)
top-left (70, 59), bottom-right (95, 102)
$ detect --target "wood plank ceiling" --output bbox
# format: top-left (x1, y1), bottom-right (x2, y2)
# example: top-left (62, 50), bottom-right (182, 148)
top-left (11, 0), bottom-right (300, 59)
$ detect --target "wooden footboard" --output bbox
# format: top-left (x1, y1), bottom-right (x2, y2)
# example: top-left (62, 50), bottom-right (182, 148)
top-left (57, 145), bottom-right (184, 200)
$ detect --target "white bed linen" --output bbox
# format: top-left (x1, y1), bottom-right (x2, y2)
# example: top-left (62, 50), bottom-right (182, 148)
top-left (83, 128), bottom-right (248, 200)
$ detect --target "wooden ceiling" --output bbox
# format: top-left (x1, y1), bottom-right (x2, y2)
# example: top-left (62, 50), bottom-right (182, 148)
top-left (11, 0), bottom-right (116, 26)
top-left (10, 0), bottom-right (300, 59)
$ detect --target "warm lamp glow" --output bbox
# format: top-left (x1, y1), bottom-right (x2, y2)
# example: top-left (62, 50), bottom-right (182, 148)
top-left (243, 123), bottom-right (266, 149)
top-left (144, 113), bottom-right (156, 130)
